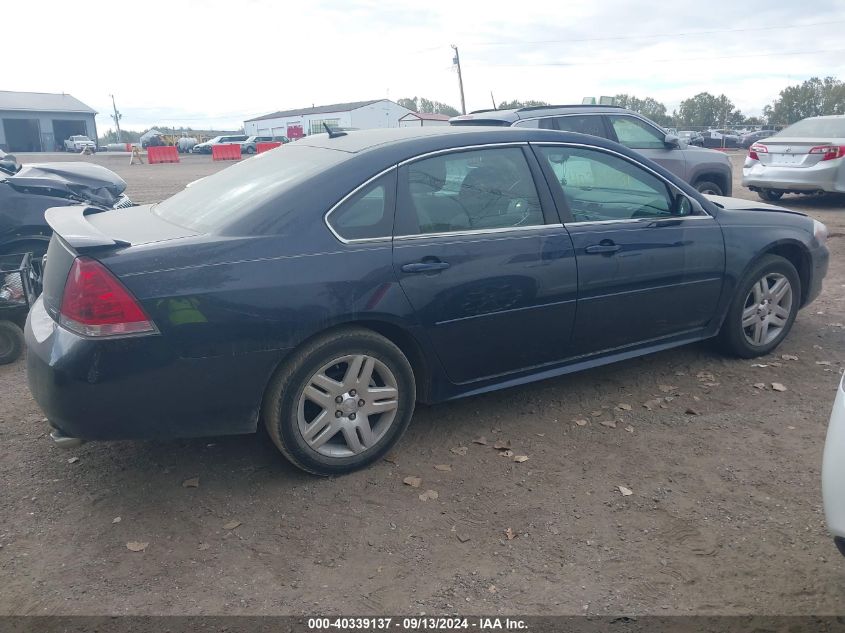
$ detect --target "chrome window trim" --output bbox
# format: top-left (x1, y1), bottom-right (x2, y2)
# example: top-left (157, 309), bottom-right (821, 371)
top-left (394, 223), bottom-right (565, 242)
top-left (397, 142), bottom-right (527, 166)
top-left (530, 141), bottom-right (714, 220)
top-left (323, 165), bottom-right (397, 245)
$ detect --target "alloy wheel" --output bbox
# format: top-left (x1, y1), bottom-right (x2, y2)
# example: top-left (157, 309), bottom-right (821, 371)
top-left (741, 273), bottom-right (793, 346)
top-left (297, 354), bottom-right (399, 458)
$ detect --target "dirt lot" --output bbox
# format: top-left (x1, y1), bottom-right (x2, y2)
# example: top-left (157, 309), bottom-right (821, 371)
top-left (1, 151), bottom-right (843, 616)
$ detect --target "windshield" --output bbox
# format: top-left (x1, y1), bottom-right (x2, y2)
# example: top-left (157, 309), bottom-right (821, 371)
top-left (776, 117), bottom-right (845, 138)
top-left (152, 144), bottom-right (346, 232)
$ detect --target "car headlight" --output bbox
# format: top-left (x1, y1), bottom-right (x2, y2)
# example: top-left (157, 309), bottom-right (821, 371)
top-left (814, 219), bottom-right (829, 244)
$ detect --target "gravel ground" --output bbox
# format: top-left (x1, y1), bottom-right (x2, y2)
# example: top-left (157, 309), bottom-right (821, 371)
top-left (0, 150), bottom-right (843, 616)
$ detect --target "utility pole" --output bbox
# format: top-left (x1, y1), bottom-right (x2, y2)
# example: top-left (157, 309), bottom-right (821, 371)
top-left (451, 45), bottom-right (466, 115)
top-left (110, 94), bottom-right (123, 143)
top-left (490, 92), bottom-right (497, 109)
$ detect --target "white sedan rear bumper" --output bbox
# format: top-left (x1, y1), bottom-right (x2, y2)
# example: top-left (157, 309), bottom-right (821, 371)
top-left (822, 372), bottom-right (845, 556)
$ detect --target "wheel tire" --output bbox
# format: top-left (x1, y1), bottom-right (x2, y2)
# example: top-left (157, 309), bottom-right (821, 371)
top-left (758, 189), bottom-right (784, 202)
top-left (0, 321), bottom-right (25, 365)
top-left (695, 180), bottom-right (723, 196)
top-left (246, 147), bottom-right (256, 154)
top-left (262, 327), bottom-right (416, 475)
top-left (718, 255), bottom-right (801, 358)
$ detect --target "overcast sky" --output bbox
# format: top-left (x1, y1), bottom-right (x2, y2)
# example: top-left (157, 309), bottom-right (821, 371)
top-left (6, 0), bottom-right (845, 132)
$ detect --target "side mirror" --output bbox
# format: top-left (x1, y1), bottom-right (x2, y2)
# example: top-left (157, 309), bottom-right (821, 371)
top-left (664, 133), bottom-right (680, 148)
top-left (673, 194), bottom-right (694, 216)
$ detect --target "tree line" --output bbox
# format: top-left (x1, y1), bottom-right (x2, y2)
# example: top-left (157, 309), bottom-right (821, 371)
top-left (400, 76), bottom-right (845, 129)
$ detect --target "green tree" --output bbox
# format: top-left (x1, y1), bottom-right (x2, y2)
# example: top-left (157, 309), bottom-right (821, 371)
top-left (677, 92), bottom-right (742, 128)
top-left (763, 76), bottom-right (845, 125)
top-left (614, 94), bottom-right (670, 126)
top-left (397, 97), bottom-right (460, 117)
top-left (397, 97), bottom-right (418, 112)
top-left (497, 99), bottom-right (550, 110)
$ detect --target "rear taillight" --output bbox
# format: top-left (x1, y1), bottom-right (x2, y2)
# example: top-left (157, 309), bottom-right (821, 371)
top-left (808, 145), bottom-right (845, 161)
top-left (749, 143), bottom-right (768, 161)
top-left (59, 257), bottom-right (157, 337)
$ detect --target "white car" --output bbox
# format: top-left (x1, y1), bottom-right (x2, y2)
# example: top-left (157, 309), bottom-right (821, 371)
top-left (63, 135), bottom-right (96, 152)
top-left (823, 371), bottom-right (845, 557)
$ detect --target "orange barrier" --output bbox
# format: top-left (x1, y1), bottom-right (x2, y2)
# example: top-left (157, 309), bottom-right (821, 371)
top-left (256, 141), bottom-right (282, 154)
top-left (212, 144), bottom-right (242, 161)
top-left (147, 146), bottom-right (180, 164)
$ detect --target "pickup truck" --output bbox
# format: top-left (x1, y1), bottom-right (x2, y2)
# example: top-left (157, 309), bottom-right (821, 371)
top-left (63, 136), bottom-right (96, 152)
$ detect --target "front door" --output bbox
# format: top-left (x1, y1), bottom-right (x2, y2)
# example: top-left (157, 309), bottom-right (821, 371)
top-left (393, 145), bottom-right (578, 384)
top-left (533, 144), bottom-right (725, 354)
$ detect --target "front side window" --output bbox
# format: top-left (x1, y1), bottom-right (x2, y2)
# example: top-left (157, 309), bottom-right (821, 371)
top-left (327, 172), bottom-right (395, 241)
top-left (537, 146), bottom-right (675, 222)
top-left (608, 115), bottom-right (667, 149)
top-left (399, 147), bottom-right (544, 235)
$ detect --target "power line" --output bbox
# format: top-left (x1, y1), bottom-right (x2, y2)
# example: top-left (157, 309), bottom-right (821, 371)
top-left (464, 19), bottom-right (845, 47)
top-left (467, 47), bottom-right (845, 68)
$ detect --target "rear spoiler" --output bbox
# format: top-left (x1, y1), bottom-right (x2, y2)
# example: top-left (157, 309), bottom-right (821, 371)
top-left (45, 205), bottom-right (130, 250)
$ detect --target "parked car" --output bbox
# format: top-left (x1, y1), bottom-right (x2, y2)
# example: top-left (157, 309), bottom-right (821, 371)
top-left (240, 135), bottom-right (290, 154)
top-left (63, 135), bottom-right (96, 152)
top-left (0, 161), bottom-right (132, 258)
top-left (742, 115), bottom-right (845, 201)
top-left (678, 130), bottom-right (705, 147)
top-left (451, 105), bottom-right (733, 196)
top-left (739, 130), bottom-right (774, 148)
top-left (823, 372), bottom-right (845, 558)
top-left (176, 137), bottom-right (198, 153)
top-left (699, 130), bottom-right (740, 149)
top-left (192, 135), bottom-right (248, 154)
top-left (26, 127), bottom-right (828, 475)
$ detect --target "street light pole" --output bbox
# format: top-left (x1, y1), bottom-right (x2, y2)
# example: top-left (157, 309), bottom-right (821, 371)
top-left (451, 45), bottom-right (466, 115)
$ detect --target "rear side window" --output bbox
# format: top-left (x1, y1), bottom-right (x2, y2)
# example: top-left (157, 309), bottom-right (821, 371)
top-left (397, 147), bottom-right (544, 235)
top-left (608, 115), bottom-right (667, 149)
top-left (545, 115), bottom-right (607, 138)
top-left (327, 171), bottom-right (396, 241)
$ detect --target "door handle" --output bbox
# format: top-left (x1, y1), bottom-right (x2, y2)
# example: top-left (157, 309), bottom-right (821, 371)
top-left (585, 242), bottom-right (621, 255)
top-left (401, 260), bottom-right (451, 273)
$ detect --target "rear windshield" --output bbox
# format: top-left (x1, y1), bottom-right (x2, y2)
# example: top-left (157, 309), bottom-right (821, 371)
top-left (776, 118), bottom-right (845, 138)
top-left (152, 145), bottom-right (346, 232)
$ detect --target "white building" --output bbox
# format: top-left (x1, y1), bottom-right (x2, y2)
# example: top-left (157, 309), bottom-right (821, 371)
top-left (398, 112), bottom-right (451, 127)
top-left (244, 99), bottom-right (413, 139)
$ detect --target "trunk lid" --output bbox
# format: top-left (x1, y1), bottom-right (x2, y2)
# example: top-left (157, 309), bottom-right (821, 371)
top-left (40, 204), bottom-right (198, 321)
top-left (753, 136), bottom-right (845, 169)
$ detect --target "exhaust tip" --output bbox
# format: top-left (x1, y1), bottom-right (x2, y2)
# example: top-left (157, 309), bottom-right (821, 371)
top-left (49, 428), bottom-right (83, 449)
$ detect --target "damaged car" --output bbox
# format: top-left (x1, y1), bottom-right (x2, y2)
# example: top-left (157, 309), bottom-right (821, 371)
top-left (0, 160), bottom-right (132, 258)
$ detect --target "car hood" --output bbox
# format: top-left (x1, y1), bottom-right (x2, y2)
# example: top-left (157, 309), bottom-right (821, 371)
top-left (703, 194), bottom-right (807, 216)
top-left (5, 162), bottom-right (127, 206)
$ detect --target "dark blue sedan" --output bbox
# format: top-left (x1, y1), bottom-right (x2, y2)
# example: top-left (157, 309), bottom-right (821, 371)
top-left (25, 127), bottom-right (829, 474)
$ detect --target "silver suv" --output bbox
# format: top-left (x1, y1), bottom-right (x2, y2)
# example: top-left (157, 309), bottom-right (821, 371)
top-left (451, 105), bottom-right (732, 196)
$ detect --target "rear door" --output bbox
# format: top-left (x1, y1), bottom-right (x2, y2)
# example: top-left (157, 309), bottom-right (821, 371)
top-left (533, 143), bottom-right (725, 354)
top-left (607, 114), bottom-right (688, 180)
top-left (393, 144), bottom-right (578, 384)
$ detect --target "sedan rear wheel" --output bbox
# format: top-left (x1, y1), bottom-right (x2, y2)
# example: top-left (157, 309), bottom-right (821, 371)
top-left (758, 189), bottom-right (784, 202)
top-left (718, 255), bottom-right (800, 358)
top-left (263, 327), bottom-right (416, 475)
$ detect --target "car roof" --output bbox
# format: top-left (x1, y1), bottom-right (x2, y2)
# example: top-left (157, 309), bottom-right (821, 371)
top-left (293, 125), bottom-right (621, 156)
top-left (451, 104), bottom-right (628, 124)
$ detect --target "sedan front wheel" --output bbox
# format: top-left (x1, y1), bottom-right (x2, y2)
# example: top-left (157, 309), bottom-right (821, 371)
top-left (718, 255), bottom-right (800, 358)
top-left (263, 327), bottom-right (416, 475)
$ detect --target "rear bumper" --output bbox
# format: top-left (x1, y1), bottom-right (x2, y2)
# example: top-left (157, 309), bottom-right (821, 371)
top-left (742, 160), bottom-right (845, 193)
top-left (25, 296), bottom-right (284, 440)
top-left (822, 373), bottom-right (845, 553)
